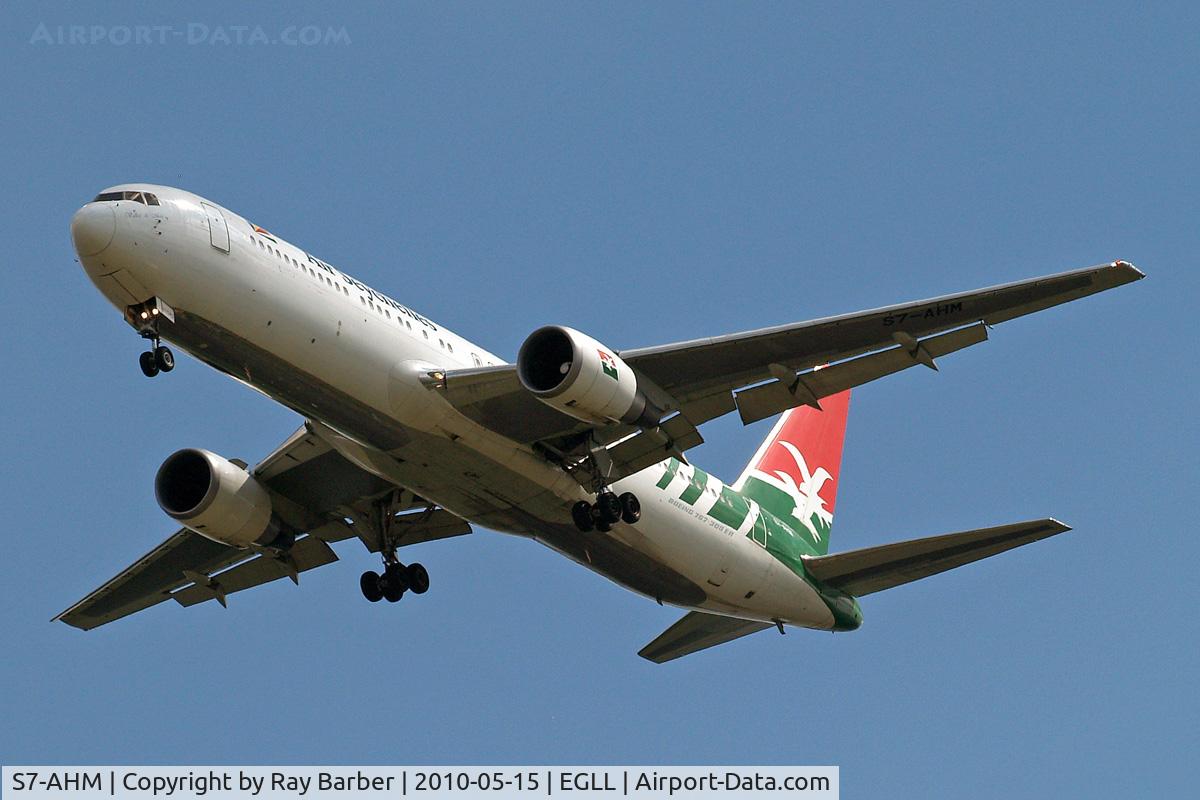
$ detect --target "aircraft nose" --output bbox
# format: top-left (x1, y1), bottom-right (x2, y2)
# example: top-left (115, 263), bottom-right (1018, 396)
top-left (71, 203), bottom-right (116, 256)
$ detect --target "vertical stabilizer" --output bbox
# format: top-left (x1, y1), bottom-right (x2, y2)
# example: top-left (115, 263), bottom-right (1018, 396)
top-left (732, 390), bottom-right (851, 555)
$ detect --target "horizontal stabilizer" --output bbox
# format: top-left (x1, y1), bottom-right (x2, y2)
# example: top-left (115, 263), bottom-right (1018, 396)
top-left (639, 611), bottom-right (773, 663)
top-left (803, 518), bottom-right (1071, 597)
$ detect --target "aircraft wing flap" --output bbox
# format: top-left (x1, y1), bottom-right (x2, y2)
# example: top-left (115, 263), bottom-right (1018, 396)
top-left (734, 322), bottom-right (988, 425)
top-left (565, 413), bottom-right (704, 488)
top-left (54, 529), bottom-right (246, 631)
top-left (638, 611), bottom-right (773, 663)
top-left (353, 508), bottom-right (472, 554)
top-left (803, 518), bottom-right (1071, 597)
top-left (171, 536), bottom-right (338, 608)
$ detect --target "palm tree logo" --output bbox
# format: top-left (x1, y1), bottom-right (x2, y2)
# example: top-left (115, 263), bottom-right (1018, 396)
top-left (762, 440), bottom-right (834, 542)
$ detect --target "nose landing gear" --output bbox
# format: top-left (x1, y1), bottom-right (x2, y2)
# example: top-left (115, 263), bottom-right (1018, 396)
top-left (127, 298), bottom-right (176, 378)
top-left (138, 340), bottom-right (175, 377)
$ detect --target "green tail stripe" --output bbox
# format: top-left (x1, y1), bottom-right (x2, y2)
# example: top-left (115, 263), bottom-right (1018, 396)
top-left (709, 486), bottom-right (751, 530)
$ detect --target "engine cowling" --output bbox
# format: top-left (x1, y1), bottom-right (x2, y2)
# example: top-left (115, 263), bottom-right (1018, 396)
top-left (154, 448), bottom-right (276, 548)
top-left (517, 325), bottom-right (661, 426)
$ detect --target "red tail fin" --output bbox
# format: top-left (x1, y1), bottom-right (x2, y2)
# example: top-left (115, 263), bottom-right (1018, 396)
top-left (733, 390), bottom-right (851, 554)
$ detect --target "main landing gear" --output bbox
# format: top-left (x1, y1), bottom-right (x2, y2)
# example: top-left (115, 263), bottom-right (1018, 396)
top-left (356, 491), bottom-right (431, 604)
top-left (571, 491), bottom-right (640, 533)
top-left (360, 561), bottom-right (430, 603)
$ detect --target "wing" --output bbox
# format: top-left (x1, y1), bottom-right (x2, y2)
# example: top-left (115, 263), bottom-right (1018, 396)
top-left (623, 261), bottom-right (1142, 419)
top-left (55, 424), bottom-right (470, 630)
top-left (802, 518), bottom-right (1071, 597)
top-left (432, 261), bottom-right (1143, 482)
top-left (54, 528), bottom-right (249, 630)
top-left (638, 611), bottom-right (773, 663)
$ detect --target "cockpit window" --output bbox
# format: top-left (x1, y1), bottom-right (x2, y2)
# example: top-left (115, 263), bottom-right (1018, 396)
top-left (93, 190), bottom-right (160, 205)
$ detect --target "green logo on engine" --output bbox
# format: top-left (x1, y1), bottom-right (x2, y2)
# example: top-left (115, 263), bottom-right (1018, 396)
top-left (598, 349), bottom-right (619, 380)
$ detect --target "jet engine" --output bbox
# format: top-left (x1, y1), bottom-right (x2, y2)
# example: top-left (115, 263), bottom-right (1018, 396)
top-left (517, 325), bottom-right (662, 426)
top-left (154, 448), bottom-right (277, 548)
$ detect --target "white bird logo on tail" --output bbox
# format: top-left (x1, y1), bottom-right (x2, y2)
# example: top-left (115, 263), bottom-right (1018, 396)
top-left (758, 440), bottom-right (834, 542)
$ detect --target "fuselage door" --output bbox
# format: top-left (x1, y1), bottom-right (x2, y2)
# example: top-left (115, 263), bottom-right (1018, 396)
top-left (201, 202), bottom-right (230, 253)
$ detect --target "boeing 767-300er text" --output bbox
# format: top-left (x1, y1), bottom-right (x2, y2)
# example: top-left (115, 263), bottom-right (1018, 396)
top-left (59, 184), bottom-right (1143, 661)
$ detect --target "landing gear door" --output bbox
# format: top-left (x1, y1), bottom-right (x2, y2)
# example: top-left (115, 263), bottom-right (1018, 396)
top-left (201, 202), bottom-right (230, 253)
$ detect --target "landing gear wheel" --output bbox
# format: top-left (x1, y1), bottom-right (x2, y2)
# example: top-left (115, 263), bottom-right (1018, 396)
top-left (139, 351), bottom-right (159, 378)
top-left (357, 492), bottom-right (436, 604)
top-left (596, 492), bottom-right (622, 525)
top-left (406, 562), bottom-right (430, 594)
top-left (595, 518), bottom-right (612, 533)
top-left (155, 345), bottom-right (175, 372)
top-left (360, 570), bottom-right (383, 602)
top-left (380, 569), bottom-right (406, 603)
top-left (619, 492), bottom-right (641, 524)
top-left (571, 501), bottom-right (595, 532)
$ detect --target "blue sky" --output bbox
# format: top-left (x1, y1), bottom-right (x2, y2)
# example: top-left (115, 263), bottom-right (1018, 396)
top-left (1, 1), bottom-right (1195, 796)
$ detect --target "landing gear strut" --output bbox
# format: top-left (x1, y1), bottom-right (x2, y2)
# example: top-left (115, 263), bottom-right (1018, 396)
top-left (568, 439), bottom-right (642, 532)
top-left (128, 299), bottom-right (174, 378)
top-left (571, 490), bottom-right (641, 533)
top-left (356, 492), bottom-right (431, 604)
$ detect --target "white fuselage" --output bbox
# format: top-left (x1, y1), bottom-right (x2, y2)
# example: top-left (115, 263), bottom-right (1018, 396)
top-left (73, 184), bottom-right (835, 630)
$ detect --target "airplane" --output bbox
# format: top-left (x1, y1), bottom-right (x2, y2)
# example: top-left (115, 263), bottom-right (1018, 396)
top-left (58, 183), bottom-right (1144, 662)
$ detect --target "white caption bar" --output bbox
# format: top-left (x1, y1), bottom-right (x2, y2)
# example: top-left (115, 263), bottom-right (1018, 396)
top-left (3, 767), bottom-right (838, 800)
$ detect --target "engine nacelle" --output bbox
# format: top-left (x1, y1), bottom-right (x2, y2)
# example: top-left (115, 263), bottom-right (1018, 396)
top-left (517, 325), bottom-right (661, 426)
top-left (154, 448), bottom-right (276, 548)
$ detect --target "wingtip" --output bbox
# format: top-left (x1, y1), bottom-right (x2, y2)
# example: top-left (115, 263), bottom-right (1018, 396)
top-left (1046, 517), bottom-right (1073, 532)
top-left (1111, 260), bottom-right (1146, 280)
top-left (636, 645), bottom-right (668, 664)
top-left (52, 613), bottom-right (92, 631)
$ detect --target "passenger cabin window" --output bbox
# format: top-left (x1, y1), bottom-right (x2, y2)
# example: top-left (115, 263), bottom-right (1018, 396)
top-left (93, 190), bottom-right (159, 205)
